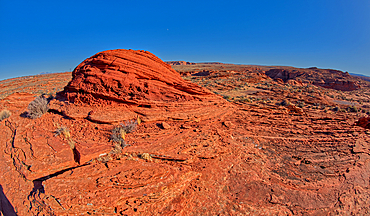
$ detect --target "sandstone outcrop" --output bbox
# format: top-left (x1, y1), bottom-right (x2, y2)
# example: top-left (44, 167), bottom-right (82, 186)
top-left (356, 116), bottom-right (370, 129)
top-left (315, 80), bottom-right (360, 91)
top-left (63, 50), bottom-right (213, 105)
top-left (166, 61), bottom-right (196, 65)
top-left (53, 49), bottom-right (229, 123)
top-left (1, 54), bottom-right (370, 215)
top-left (265, 68), bottom-right (361, 91)
top-left (265, 69), bottom-right (305, 82)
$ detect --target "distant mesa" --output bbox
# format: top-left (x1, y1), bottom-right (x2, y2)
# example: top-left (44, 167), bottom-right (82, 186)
top-left (265, 68), bottom-right (360, 91)
top-left (166, 61), bottom-right (196, 65)
top-left (198, 62), bottom-right (225, 65)
top-left (166, 61), bottom-right (225, 65)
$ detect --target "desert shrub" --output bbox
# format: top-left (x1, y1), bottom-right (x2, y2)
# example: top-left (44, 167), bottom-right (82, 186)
top-left (141, 153), bottom-right (152, 161)
top-left (241, 98), bottom-right (251, 103)
top-left (333, 106), bottom-right (339, 112)
top-left (347, 106), bottom-right (358, 113)
top-left (297, 101), bottom-right (305, 108)
top-left (0, 109), bottom-right (11, 121)
top-left (54, 125), bottom-right (75, 149)
top-left (111, 119), bottom-right (138, 148)
top-left (54, 125), bottom-right (80, 163)
top-left (278, 100), bottom-right (291, 106)
top-left (55, 125), bottom-right (70, 138)
top-left (222, 95), bottom-right (231, 100)
top-left (27, 96), bottom-right (49, 119)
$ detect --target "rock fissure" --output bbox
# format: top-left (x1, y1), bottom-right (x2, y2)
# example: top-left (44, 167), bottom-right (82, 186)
top-left (2, 50), bottom-right (370, 215)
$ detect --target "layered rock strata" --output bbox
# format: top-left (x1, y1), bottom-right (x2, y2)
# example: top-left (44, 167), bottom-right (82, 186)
top-left (53, 49), bottom-right (228, 123)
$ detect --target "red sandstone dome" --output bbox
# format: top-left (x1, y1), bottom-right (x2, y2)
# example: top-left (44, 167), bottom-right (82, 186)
top-left (52, 49), bottom-right (229, 123)
top-left (62, 49), bottom-right (215, 106)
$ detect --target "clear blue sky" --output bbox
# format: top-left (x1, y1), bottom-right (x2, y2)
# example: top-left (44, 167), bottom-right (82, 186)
top-left (1, 0), bottom-right (369, 80)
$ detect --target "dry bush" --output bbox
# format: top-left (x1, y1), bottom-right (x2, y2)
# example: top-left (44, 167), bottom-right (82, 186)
top-left (54, 125), bottom-right (75, 149)
top-left (27, 96), bottom-right (49, 119)
top-left (0, 109), bottom-right (11, 121)
top-left (141, 153), bottom-right (152, 161)
top-left (54, 124), bottom-right (79, 164)
top-left (278, 100), bottom-right (291, 106)
top-left (111, 119), bottom-right (138, 148)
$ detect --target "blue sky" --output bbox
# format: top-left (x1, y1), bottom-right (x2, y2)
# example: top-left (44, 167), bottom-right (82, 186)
top-left (0, 0), bottom-right (369, 80)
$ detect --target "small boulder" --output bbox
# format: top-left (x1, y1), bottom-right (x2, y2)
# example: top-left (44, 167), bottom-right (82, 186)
top-left (356, 117), bottom-right (370, 129)
top-left (161, 122), bottom-right (171, 129)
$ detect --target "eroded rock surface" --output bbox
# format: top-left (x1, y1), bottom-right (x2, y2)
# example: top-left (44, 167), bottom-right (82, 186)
top-left (265, 68), bottom-right (361, 91)
top-left (52, 49), bottom-right (228, 123)
top-left (62, 49), bottom-right (214, 105)
top-left (1, 51), bottom-right (370, 215)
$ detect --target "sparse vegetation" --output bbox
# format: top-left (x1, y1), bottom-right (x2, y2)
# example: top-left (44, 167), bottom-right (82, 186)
top-left (111, 119), bottom-right (139, 148)
top-left (141, 153), bottom-right (153, 161)
top-left (27, 96), bottom-right (49, 119)
top-left (278, 100), bottom-right (291, 106)
top-left (54, 124), bottom-right (80, 164)
top-left (0, 109), bottom-right (11, 121)
top-left (54, 125), bottom-right (75, 149)
top-left (347, 106), bottom-right (358, 113)
top-left (297, 101), bottom-right (305, 108)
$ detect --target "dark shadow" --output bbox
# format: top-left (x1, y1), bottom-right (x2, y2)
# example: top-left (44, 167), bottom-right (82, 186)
top-left (0, 184), bottom-right (17, 216)
top-left (192, 71), bottom-right (210, 76)
top-left (156, 123), bottom-right (164, 129)
top-left (28, 181), bottom-right (45, 198)
top-left (19, 111), bottom-right (29, 118)
top-left (72, 147), bottom-right (81, 165)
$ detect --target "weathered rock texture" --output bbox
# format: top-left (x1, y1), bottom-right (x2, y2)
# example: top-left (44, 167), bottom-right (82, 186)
top-left (1, 52), bottom-right (370, 215)
top-left (265, 68), bottom-right (361, 91)
top-left (53, 49), bottom-right (228, 123)
top-left (64, 50), bottom-right (215, 105)
top-left (357, 117), bottom-right (370, 129)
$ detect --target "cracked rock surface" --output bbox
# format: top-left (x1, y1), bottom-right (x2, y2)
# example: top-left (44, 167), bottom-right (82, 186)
top-left (1, 50), bottom-right (370, 215)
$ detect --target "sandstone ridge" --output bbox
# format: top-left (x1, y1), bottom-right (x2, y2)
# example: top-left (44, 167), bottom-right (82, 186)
top-left (53, 49), bottom-right (229, 123)
top-left (265, 68), bottom-right (361, 91)
top-left (63, 49), bottom-right (214, 105)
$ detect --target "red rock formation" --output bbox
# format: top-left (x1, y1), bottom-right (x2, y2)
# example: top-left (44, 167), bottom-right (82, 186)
top-left (315, 80), bottom-right (360, 91)
top-left (63, 50), bottom-right (212, 105)
top-left (166, 61), bottom-right (196, 65)
top-left (1, 54), bottom-right (370, 215)
top-left (53, 49), bottom-right (229, 123)
top-left (265, 69), bottom-right (305, 82)
top-left (265, 68), bottom-right (361, 91)
top-left (356, 116), bottom-right (370, 129)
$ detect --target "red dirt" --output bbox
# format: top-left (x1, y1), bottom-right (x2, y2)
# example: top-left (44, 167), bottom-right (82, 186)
top-left (1, 49), bottom-right (370, 215)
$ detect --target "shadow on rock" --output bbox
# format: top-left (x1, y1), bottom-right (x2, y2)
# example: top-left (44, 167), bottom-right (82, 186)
top-left (0, 184), bottom-right (17, 216)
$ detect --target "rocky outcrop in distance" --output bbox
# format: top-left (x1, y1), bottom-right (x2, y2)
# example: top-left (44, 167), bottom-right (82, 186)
top-left (166, 61), bottom-right (196, 65)
top-left (265, 68), bottom-right (361, 91)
